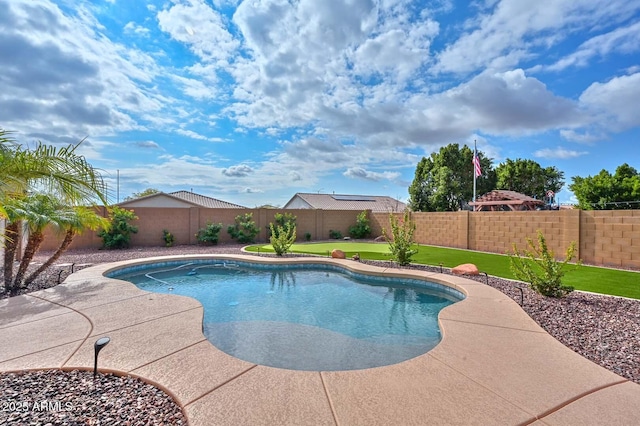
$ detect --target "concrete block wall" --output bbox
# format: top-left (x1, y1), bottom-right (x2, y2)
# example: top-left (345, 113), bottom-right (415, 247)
top-left (35, 207), bottom-right (640, 269)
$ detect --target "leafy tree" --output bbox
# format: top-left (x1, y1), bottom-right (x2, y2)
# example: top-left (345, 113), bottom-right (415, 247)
top-left (496, 159), bottom-right (564, 200)
top-left (348, 211), bottom-right (371, 239)
top-left (569, 164), bottom-right (640, 210)
top-left (124, 188), bottom-right (160, 201)
top-left (409, 143), bottom-right (496, 211)
top-left (227, 213), bottom-right (260, 243)
top-left (98, 207), bottom-right (139, 249)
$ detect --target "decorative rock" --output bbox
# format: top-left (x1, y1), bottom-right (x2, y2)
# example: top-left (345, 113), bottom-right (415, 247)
top-left (352, 253), bottom-right (360, 261)
top-left (452, 263), bottom-right (480, 276)
top-left (374, 235), bottom-right (386, 242)
top-left (331, 249), bottom-right (346, 259)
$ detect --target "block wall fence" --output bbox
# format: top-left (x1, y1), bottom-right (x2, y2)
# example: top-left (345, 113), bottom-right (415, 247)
top-left (36, 208), bottom-right (640, 269)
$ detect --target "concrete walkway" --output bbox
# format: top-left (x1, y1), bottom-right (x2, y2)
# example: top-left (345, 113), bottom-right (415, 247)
top-left (1, 255), bottom-right (639, 425)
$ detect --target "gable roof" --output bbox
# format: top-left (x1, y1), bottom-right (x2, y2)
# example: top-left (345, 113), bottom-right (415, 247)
top-left (284, 193), bottom-right (406, 212)
top-left (118, 190), bottom-right (246, 209)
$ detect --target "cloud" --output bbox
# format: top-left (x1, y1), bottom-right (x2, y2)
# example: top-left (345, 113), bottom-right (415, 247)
top-left (559, 129), bottom-right (603, 143)
top-left (222, 164), bottom-right (254, 177)
top-left (242, 187), bottom-right (264, 193)
top-left (343, 167), bottom-right (401, 182)
top-left (124, 21), bottom-right (151, 36)
top-left (547, 21), bottom-right (640, 71)
top-left (157, 0), bottom-right (239, 63)
top-left (175, 129), bottom-right (225, 142)
top-left (533, 147), bottom-right (588, 159)
top-left (132, 141), bottom-right (161, 149)
top-left (579, 73), bottom-right (640, 131)
top-left (435, 0), bottom-right (640, 74)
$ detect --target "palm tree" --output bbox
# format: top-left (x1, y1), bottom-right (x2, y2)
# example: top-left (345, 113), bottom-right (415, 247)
top-left (3, 194), bottom-right (71, 294)
top-left (0, 128), bottom-right (107, 208)
top-left (22, 206), bottom-right (108, 287)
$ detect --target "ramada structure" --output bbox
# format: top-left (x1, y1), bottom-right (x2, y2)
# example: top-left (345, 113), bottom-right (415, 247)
top-left (469, 189), bottom-right (545, 211)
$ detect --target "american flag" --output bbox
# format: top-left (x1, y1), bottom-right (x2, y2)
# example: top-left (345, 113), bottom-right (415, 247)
top-left (472, 152), bottom-right (482, 178)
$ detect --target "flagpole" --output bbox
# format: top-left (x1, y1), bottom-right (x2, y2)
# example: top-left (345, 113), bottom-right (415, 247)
top-left (473, 140), bottom-right (477, 212)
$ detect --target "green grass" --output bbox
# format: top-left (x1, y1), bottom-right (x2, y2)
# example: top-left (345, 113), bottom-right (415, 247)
top-left (245, 242), bottom-right (640, 299)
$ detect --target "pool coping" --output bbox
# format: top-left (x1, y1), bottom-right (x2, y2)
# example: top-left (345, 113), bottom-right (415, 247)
top-left (1, 254), bottom-right (639, 425)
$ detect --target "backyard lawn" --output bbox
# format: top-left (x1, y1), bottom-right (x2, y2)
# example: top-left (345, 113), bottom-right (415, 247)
top-left (246, 242), bottom-right (640, 299)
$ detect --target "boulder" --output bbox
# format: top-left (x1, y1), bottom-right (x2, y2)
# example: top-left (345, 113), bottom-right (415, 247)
top-left (374, 235), bottom-right (386, 242)
top-left (331, 249), bottom-right (346, 259)
top-left (452, 263), bottom-right (480, 276)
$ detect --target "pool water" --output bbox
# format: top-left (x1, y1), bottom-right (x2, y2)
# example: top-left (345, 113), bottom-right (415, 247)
top-left (118, 262), bottom-right (461, 371)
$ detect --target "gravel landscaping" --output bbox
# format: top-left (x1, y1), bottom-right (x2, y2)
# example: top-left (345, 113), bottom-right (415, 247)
top-left (1, 243), bottom-right (639, 424)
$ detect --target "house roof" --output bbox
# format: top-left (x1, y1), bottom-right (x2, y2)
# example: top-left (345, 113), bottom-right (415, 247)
top-left (118, 191), bottom-right (246, 209)
top-left (284, 193), bottom-right (406, 212)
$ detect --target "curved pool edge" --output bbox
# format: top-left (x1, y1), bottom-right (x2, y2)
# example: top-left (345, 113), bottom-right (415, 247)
top-left (2, 254), bottom-right (639, 425)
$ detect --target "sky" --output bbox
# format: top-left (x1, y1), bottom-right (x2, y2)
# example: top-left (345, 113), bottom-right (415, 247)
top-left (1, 0), bottom-right (639, 208)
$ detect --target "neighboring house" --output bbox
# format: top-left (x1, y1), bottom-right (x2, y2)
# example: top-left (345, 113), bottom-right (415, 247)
top-left (469, 190), bottom-right (545, 211)
top-left (117, 190), bottom-right (246, 209)
top-left (283, 193), bottom-right (406, 212)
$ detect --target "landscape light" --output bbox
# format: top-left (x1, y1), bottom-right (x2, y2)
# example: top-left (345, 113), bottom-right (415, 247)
top-left (93, 336), bottom-right (111, 377)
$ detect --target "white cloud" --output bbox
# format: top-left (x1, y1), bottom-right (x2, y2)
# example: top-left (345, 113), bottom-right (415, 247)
top-left (533, 147), bottom-right (588, 159)
top-left (175, 129), bottom-right (225, 142)
top-left (133, 141), bottom-right (161, 149)
top-left (222, 164), bottom-right (255, 177)
top-left (579, 72), bottom-right (640, 131)
top-left (559, 129), bottom-right (603, 143)
top-left (123, 21), bottom-right (151, 36)
top-left (435, 0), bottom-right (640, 74)
top-left (344, 167), bottom-right (401, 182)
top-left (547, 22), bottom-right (640, 71)
top-left (157, 0), bottom-right (239, 63)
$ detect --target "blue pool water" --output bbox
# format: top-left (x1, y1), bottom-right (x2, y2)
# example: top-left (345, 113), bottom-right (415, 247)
top-left (112, 260), bottom-right (463, 371)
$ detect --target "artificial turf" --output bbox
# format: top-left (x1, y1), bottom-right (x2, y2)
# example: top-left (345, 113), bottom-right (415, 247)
top-left (245, 241), bottom-right (640, 299)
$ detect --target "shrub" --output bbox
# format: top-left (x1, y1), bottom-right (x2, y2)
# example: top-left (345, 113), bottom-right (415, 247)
top-left (509, 230), bottom-right (580, 297)
top-left (348, 210), bottom-right (371, 239)
top-left (227, 213), bottom-right (260, 243)
top-left (196, 222), bottom-right (223, 245)
top-left (268, 212), bottom-right (296, 238)
top-left (269, 222), bottom-right (296, 256)
top-left (383, 210), bottom-right (417, 266)
top-left (98, 207), bottom-right (138, 249)
top-left (304, 232), bottom-right (311, 242)
top-left (162, 229), bottom-right (175, 247)
top-left (329, 229), bottom-right (342, 239)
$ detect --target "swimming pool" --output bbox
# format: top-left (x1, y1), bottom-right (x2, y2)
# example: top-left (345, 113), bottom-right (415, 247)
top-left (110, 259), bottom-right (464, 371)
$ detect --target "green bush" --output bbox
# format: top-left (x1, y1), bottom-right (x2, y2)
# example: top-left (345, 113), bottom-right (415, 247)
top-left (349, 210), bottom-right (371, 239)
top-left (98, 207), bottom-right (138, 249)
top-left (304, 232), bottom-right (311, 242)
top-left (196, 222), bottom-right (223, 245)
top-left (162, 229), bottom-right (175, 247)
top-left (510, 230), bottom-right (580, 297)
top-left (383, 210), bottom-right (417, 266)
top-left (268, 212), bottom-right (296, 238)
top-left (329, 229), bottom-right (342, 239)
top-left (269, 222), bottom-right (296, 256)
top-left (227, 213), bottom-right (260, 243)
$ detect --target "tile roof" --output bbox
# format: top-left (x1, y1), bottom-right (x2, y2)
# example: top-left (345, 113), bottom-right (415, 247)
top-left (168, 191), bottom-right (246, 209)
top-left (285, 193), bottom-right (406, 212)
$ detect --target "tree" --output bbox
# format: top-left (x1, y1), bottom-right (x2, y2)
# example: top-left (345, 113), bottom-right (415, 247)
top-left (0, 129), bottom-right (107, 207)
top-left (495, 159), bottom-right (564, 200)
top-left (409, 143), bottom-right (496, 211)
top-left (569, 164), bottom-right (640, 210)
top-left (124, 188), bottom-right (160, 201)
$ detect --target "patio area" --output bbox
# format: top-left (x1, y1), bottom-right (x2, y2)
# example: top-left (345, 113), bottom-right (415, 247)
top-left (1, 254), bottom-right (639, 425)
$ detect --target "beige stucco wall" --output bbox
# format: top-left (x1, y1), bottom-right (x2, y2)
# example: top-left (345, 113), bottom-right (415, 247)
top-left (36, 207), bottom-right (640, 269)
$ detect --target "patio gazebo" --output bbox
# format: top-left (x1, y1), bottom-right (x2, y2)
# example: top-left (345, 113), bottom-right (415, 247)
top-left (469, 190), bottom-right (544, 211)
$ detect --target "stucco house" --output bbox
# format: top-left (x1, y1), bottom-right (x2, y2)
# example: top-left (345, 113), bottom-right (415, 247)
top-left (283, 193), bottom-right (406, 212)
top-left (117, 190), bottom-right (246, 209)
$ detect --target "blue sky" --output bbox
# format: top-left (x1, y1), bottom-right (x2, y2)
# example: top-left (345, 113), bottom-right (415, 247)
top-left (2, 0), bottom-right (639, 207)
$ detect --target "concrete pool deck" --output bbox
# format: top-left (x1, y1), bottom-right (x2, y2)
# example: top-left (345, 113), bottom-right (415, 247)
top-left (1, 254), bottom-right (639, 425)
